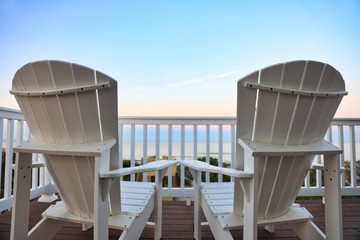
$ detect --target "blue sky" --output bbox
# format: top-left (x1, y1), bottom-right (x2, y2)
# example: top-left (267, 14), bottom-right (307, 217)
top-left (1, 0), bottom-right (359, 117)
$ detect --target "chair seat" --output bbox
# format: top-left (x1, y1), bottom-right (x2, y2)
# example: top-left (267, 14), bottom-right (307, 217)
top-left (42, 181), bottom-right (156, 230)
top-left (121, 181), bottom-right (155, 216)
top-left (201, 182), bottom-right (234, 215)
top-left (201, 182), bottom-right (314, 230)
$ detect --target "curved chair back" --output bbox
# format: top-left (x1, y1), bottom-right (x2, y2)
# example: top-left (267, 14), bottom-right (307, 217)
top-left (236, 60), bottom-right (346, 218)
top-left (11, 60), bottom-right (119, 218)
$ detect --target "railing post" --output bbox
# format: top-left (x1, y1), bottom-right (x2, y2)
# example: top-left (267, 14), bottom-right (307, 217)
top-left (205, 124), bottom-right (210, 182)
top-left (180, 124), bottom-right (185, 188)
top-left (156, 124), bottom-right (160, 161)
top-left (218, 124), bottom-right (223, 182)
top-left (4, 119), bottom-right (14, 199)
top-left (0, 118), bottom-right (4, 195)
top-left (338, 125), bottom-right (345, 187)
top-left (130, 124), bottom-right (135, 182)
top-left (231, 124), bottom-right (235, 181)
top-left (193, 124), bottom-right (198, 160)
top-left (349, 125), bottom-right (357, 187)
top-left (118, 123), bottom-right (123, 181)
top-left (168, 124), bottom-right (173, 187)
top-left (143, 124), bottom-right (148, 182)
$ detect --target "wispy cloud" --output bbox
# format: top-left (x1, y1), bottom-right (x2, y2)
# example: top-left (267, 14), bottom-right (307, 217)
top-left (128, 71), bottom-right (241, 92)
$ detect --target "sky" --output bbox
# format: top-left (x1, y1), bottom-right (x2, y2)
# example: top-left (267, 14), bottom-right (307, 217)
top-left (0, 0), bottom-right (359, 117)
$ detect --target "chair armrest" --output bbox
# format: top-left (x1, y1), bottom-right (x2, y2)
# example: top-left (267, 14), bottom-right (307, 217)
top-left (99, 160), bottom-right (179, 178)
top-left (179, 160), bottom-right (253, 178)
top-left (238, 138), bottom-right (343, 157)
top-left (13, 138), bottom-right (116, 157)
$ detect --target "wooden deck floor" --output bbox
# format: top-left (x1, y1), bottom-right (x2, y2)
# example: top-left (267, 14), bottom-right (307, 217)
top-left (0, 198), bottom-right (359, 239)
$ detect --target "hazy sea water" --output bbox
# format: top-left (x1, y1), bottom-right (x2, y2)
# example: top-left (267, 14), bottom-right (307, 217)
top-left (121, 141), bottom-right (233, 162)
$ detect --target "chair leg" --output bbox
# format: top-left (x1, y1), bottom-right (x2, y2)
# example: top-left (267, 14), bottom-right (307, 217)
top-left (265, 224), bottom-right (275, 233)
top-left (28, 218), bottom-right (65, 240)
top-left (289, 221), bottom-right (325, 240)
top-left (191, 170), bottom-right (202, 240)
top-left (154, 168), bottom-right (167, 240)
top-left (243, 155), bottom-right (259, 240)
top-left (94, 155), bottom-right (110, 240)
top-left (202, 198), bottom-right (233, 240)
top-left (324, 154), bottom-right (343, 240)
top-left (11, 152), bottom-right (32, 240)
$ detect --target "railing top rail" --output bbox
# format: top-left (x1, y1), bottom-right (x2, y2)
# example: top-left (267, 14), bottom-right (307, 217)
top-left (118, 116), bottom-right (360, 126)
top-left (1, 106), bottom-right (359, 126)
top-left (0, 106), bottom-right (24, 121)
top-left (331, 118), bottom-right (360, 125)
top-left (118, 116), bottom-right (236, 125)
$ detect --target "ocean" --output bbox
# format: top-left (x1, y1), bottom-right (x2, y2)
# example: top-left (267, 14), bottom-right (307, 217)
top-left (120, 141), bottom-right (360, 163)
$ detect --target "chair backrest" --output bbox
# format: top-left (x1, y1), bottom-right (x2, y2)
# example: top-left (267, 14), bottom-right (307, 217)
top-left (236, 60), bottom-right (346, 218)
top-left (11, 60), bottom-right (119, 218)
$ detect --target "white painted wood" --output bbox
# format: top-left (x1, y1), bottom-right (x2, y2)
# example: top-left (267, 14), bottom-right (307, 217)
top-left (265, 224), bottom-right (275, 233)
top-left (40, 203), bottom-right (137, 229)
top-left (1, 106), bottom-right (359, 209)
top-left (100, 160), bottom-right (178, 178)
top-left (243, 153), bottom-right (258, 240)
top-left (154, 168), bottom-right (166, 240)
top-left (181, 60), bottom-right (346, 239)
top-left (219, 205), bottom-right (314, 229)
top-left (316, 155), bottom-right (323, 188)
top-left (193, 124), bottom-right (198, 159)
top-left (349, 125), bottom-right (357, 187)
top-left (289, 221), bottom-right (325, 240)
top-left (233, 178), bottom-right (243, 216)
top-left (14, 138), bottom-right (116, 157)
top-left (130, 124), bottom-right (135, 182)
top-left (10, 60), bottom-right (166, 240)
top-left (236, 72), bottom-right (258, 141)
top-left (180, 160), bottom-right (253, 178)
top-left (201, 196), bottom-right (234, 239)
top-left (245, 82), bottom-right (347, 97)
top-left (324, 154), bottom-right (343, 240)
top-left (10, 152), bottom-right (32, 240)
top-left (28, 218), bottom-right (65, 240)
top-left (4, 119), bottom-right (14, 199)
top-left (143, 124), bottom-right (148, 182)
top-left (31, 154), bottom-right (39, 189)
top-left (118, 123), bottom-right (123, 181)
top-left (238, 138), bottom-right (342, 156)
top-left (338, 125), bottom-right (346, 187)
top-left (156, 124), bottom-right (160, 160)
top-left (230, 124), bottom-right (236, 170)
top-left (10, 82), bottom-right (110, 96)
top-left (94, 153), bottom-right (110, 240)
top-left (168, 124), bottom-right (173, 187)
top-left (191, 169), bottom-right (202, 240)
top-left (0, 118), bottom-right (3, 189)
top-left (218, 124), bottom-right (223, 182)
top-left (180, 124), bottom-right (185, 188)
top-left (206, 124), bottom-right (210, 182)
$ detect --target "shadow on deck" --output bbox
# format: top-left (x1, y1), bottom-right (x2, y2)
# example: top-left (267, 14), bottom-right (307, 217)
top-left (0, 199), bottom-right (359, 239)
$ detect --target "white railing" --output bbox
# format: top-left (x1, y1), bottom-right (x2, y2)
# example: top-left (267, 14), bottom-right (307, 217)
top-left (118, 116), bottom-right (360, 197)
top-left (0, 107), bottom-right (54, 213)
top-left (1, 107), bottom-right (359, 213)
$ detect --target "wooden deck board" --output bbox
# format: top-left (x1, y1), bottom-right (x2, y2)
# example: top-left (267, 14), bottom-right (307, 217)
top-left (0, 199), bottom-right (359, 239)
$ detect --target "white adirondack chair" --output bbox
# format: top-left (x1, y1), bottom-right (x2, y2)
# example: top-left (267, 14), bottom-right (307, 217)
top-left (9, 60), bottom-right (177, 240)
top-left (181, 60), bottom-right (347, 240)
